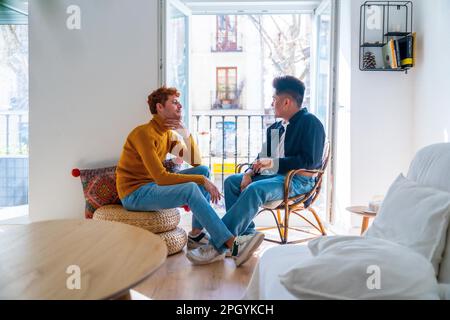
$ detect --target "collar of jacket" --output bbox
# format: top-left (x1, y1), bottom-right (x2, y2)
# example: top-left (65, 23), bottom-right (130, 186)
top-left (288, 107), bottom-right (308, 124)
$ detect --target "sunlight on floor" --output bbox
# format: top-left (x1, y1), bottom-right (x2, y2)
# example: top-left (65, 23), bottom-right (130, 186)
top-left (0, 205), bottom-right (29, 223)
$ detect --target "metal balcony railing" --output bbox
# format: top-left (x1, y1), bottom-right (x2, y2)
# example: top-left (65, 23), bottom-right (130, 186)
top-left (0, 110), bottom-right (29, 207)
top-left (191, 112), bottom-right (275, 190)
top-left (0, 110), bottom-right (28, 156)
top-left (211, 89), bottom-right (243, 110)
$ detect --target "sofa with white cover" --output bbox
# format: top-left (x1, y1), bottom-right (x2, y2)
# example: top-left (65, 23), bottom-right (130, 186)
top-left (244, 143), bottom-right (450, 300)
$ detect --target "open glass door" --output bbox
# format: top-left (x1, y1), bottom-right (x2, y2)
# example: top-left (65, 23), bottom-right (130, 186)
top-left (161, 0), bottom-right (191, 128)
top-left (311, 0), bottom-right (337, 223)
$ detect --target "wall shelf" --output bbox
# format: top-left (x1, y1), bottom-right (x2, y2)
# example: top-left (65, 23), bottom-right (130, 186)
top-left (360, 67), bottom-right (411, 72)
top-left (361, 42), bottom-right (386, 48)
top-left (359, 1), bottom-right (414, 73)
top-left (384, 32), bottom-right (411, 37)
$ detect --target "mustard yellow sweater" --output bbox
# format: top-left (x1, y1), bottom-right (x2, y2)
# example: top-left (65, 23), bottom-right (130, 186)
top-left (116, 114), bottom-right (205, 199)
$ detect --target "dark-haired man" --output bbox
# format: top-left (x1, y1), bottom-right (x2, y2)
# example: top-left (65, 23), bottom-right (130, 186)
top-left (189, 76), bottom-right (325, 258)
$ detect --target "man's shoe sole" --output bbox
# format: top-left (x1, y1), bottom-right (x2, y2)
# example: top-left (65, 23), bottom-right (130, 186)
top-left (186, 252), bottom-right (226, 265)
top-left (233, 233), bottom-right (265, 267)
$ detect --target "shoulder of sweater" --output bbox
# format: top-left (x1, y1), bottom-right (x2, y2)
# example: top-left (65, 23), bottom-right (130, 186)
top-left (128, 123), bottom-right (148, 135)
top-left (128, 122), bottom-right (160, 138)
top-left (127, 123), bottom-right (161, 146)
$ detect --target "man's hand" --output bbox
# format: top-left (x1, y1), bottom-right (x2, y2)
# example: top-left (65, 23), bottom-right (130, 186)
top-left (204, 179), bottom-right (222, 204)
top-left (252, 158), bottom-right (274, 174)
top-left (164, 119), bottom-right (190, 138)
top-left (240, 173), bottom-right (253, 191)
top-left (164, 119), bottom-right (184, 130)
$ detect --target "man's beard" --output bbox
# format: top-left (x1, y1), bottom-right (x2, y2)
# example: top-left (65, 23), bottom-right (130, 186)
top-left (171, 112), bottom-right (182, 120)
top-left (166, 110), bottom-right (182, 120)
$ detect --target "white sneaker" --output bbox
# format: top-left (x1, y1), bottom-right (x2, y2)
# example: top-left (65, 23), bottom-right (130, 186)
top-left (225, 232), bottom-right (259, 257)
top-left (187, 231), bottom-right (210, 250)
top-left (186, 244), bottom-right (226, 265)
top-left (231, 232), bottom-right (265, 267)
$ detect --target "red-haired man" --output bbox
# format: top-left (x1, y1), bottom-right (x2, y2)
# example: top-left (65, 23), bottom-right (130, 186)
top-left (116, 87), bottom-right (264, 266)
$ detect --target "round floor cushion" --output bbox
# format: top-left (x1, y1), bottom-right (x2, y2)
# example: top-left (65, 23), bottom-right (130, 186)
top-left (93, 204), bottom-right (180, 234)
top-left (158, 227), bottom-right (188, 256)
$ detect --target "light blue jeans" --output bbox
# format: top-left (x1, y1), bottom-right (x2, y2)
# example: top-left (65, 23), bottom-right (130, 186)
top-left (121, 165), bottom-right (233, 252)
top-left (121, 166), bottom-right (315, 253)
top-left (222, 173), bottom-right (316, 237)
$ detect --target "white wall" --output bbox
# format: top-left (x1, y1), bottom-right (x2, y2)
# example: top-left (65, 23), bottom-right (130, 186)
top-left (29, 0), bottom-right (158, 221)
top-left (412, 0), bottom-right (450, 152)
top-left (348, 0), bottom-right (415, 212)
top-left (346, 0), bottom-right (450, 217)
top-left (340, 0), bottom-right (450, 229)
top-left (332, 0), bottom-right (418, 230)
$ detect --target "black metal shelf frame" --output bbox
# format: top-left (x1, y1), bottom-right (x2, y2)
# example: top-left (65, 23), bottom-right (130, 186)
top-left (359, 1), bottom-right (413, 73)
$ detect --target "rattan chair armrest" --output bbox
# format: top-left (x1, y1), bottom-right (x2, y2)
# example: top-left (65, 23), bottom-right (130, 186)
top-left (292, 169), bottom-right (323, 175)
top-left (283, 169), bottom-right (323, 204)
top-left (283, 170), bottom-right (298, 204)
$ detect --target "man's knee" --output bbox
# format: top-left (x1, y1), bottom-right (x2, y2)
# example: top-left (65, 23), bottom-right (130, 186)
top-left (224, 174), bottom-right (242, 187)
top-left (181, 182), bottom-right (200, 194)
top-left (242, 183), bottom-right (264, 202)
top-left (224, 175), bottom-right (233, 187)
top-left (175, 182), bottom-right (201, 204)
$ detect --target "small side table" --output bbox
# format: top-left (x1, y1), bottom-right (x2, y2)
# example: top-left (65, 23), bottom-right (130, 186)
top-left (346, 206), bottom-right (378, 235)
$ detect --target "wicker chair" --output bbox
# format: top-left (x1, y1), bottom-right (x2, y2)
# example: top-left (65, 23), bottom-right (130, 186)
top-left (236, 142), bottom-right (330, 244)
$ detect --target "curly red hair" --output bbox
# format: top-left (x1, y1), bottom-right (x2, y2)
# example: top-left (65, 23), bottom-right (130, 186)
top-left (147, 86), bottom-right (180, 114)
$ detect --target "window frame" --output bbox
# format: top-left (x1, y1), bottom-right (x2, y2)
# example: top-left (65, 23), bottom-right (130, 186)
top-left (216, 66), bottom-right (238, 105)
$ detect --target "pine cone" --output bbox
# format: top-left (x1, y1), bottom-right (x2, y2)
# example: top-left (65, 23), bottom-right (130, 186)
top-left (363, 52), bottom-right (377, 69)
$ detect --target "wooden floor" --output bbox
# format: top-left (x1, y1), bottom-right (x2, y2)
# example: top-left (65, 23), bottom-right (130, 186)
top-left (132, 212), bottom-right (323, 300)
top-left (133, 239), bottom-right (277, 300)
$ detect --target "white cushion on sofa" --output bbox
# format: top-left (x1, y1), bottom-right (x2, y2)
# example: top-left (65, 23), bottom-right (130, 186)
top-left (406, 143), bottom-right (450, 283)
top-left (439, 284), bottom-right (450, 300)
top-left (439, 236), bottom-right (450, 283)
top-left (364, 174), bottom-right (450, 274)
top-left (279, 236), bottom-right (440, 300)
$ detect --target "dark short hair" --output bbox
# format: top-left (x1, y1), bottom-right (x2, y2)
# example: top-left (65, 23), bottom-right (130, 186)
top-left (147, 86), bottom-right (180, 114)
top-left (272, 76), bottom-right (305, 107)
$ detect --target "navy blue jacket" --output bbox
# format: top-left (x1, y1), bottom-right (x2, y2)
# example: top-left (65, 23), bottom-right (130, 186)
top-left (259, 108), bottom-right (326, 174)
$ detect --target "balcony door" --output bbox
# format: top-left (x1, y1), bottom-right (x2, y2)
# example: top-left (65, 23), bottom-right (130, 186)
top-left (160, 0), bottom-right (338, 225)
top-left (0, 2), bottom-right (29, 221)
top-left (311, 0), bottom-right (338, 222)
top-left (160, 0), bottom-right (191, 127)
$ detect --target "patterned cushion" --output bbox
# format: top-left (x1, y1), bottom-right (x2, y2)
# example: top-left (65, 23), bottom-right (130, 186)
top-left (75, 160), bottom-right (181, 219)
top-left (78, 166), bottom-right (121, 219)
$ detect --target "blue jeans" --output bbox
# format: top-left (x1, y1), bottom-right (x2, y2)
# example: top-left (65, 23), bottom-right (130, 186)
top-left (223, 173), bottom-right (316, 237)
top-left (121, 165), bottom-right (233, 252)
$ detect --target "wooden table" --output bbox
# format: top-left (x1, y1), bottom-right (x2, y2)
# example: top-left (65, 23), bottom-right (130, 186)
top-left (0, 219), bottom-right (167, 300)
top-left (346, 206), bottom-right (378, 235)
